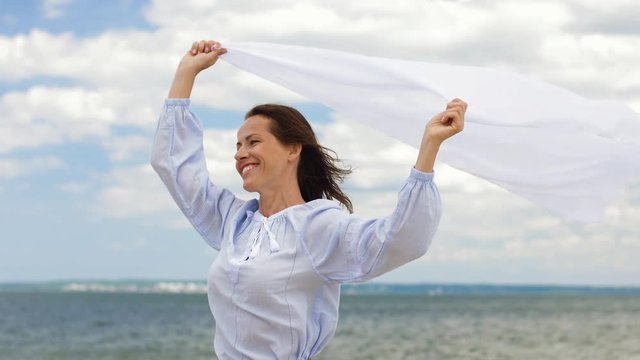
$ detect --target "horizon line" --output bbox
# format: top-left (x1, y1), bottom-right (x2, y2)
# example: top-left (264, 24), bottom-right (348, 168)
top-left (1, 278), bottom-right (639, 289)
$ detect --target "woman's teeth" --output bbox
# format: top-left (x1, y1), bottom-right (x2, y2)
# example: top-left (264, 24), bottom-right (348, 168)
top-left (242, 164), bottom-right (257, 175)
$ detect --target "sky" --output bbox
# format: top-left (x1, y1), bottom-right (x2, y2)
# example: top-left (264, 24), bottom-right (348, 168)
top-left (1, 0), bottom-right (639, 285)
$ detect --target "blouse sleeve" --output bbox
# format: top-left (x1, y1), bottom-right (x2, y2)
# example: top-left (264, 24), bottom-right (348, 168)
top-left (150, 99), bottom-right (245, 250)
top-left (301, 168), bottom-right (442, 283)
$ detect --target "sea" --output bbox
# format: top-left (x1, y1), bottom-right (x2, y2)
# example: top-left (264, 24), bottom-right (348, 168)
top-left (1, 281), bottom-right (639, 360)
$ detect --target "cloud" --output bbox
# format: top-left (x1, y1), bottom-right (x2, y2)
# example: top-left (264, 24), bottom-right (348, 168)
top-left (421, 176), bottom-right (640, 282)
top-left (316, 119), bottom-right (419, 191)
top-left (565, 0), bottom-right (640, 35)
top-left (0, 155), bottom-right (64, 179)
top-left (538, 34), bottom-right (640, 101)
top-left (0, 28), bottom-right (188, 89)
top-left (0, 85), bottom-right (163, 153)
top-left (100, 134), bottom-right (152, 163)
top-left (93, 163), bottom-right (175, 219)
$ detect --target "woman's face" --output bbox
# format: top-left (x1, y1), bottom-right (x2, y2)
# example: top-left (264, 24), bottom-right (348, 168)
top-left (235, 115), bottom-right (298, 193)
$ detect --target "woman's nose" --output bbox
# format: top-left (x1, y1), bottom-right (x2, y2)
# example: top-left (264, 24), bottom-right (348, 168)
top-left (234, 147), bottom-right (248, 160)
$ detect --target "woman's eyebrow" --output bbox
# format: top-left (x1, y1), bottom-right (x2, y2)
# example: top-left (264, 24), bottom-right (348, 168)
top-left (236, 133), bottom-right (260, 147)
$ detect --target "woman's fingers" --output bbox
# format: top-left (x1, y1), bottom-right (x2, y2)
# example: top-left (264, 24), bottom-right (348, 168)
top-left (440, 109), bottom-right (465, 133)
top-left (448, 98), bottom-right (467, 108)
top-left (425, 99), bottom-right (467, 143)
top-left (208, 41), bottom-right (224, 55)
top-left (206, 40), bottom-right (221, 51)
top-left (441, 110), bottom-right (458, 124)
top-left (190, 40), bottom-right (225, 55)
top-left (204, 40), bottom-right (218, 53)
top-left (441, 108), bottom-right (463, 122)
top-left (446, 99), bottom-right (467, 112)
top-left (446, 99), bottom-right (468, 121)
top-left (442, 99), bottom-right (467, 124)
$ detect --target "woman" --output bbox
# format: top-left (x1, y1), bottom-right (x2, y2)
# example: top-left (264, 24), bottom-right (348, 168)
top-left (151, 40), bottom-right (466, 359)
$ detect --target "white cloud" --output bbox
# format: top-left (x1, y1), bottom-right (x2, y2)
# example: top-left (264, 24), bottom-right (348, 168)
top-left (539, 34), bottom-right (640, 98)
top-left (0, 86), bottom-right (161, 153)
top-left (420, 175), bottom-right (640, 282)
top-left (0, 28), bottom-right (191, 89)
top-left (0, 155), bottom-right (64, 179)
top-left (94, 163), bottom-right (175, 218)
top-left (317, 119), bottom-right (418, 190)
top-left (0, 30), bottom-right (74, 81)
top-left (0, 122), bottom-right (63, 154)
top-left (565, 0), bottom-right (640, 35)
top-left (101, 135), bottom-right (152, 163)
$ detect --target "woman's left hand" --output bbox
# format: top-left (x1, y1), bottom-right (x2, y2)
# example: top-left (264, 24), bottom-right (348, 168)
top-left (425, 98), bottom-right (467, 144)
top-left (414, 98), bottom-right (466, 172)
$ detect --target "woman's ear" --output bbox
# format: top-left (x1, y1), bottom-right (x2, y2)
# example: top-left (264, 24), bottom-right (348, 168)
top-left (288, 144), bottom-right (302, 162)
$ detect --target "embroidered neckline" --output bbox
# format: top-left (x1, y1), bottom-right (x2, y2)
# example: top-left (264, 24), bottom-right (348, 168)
top-left (244, 216), bottom-right (280, 261)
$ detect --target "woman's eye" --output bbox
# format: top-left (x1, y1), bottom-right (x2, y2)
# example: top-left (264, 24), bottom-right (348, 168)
top-left (250, 140), bottom-right (259, 145)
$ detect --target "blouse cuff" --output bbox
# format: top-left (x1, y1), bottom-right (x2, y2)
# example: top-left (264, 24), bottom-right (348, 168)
top-left (165, 98), bottom-right (191, 106)
top-left (410, 167), bottom-right (435, 182)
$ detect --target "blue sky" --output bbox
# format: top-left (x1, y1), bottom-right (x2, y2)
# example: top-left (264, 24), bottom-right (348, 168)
top-left (0, 0), bottom-right (153, 36)
top-left (1, 0), bottom-right (639, 285)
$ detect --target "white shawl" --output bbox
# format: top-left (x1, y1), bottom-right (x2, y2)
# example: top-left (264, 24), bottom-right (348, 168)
top-left (222, 42), bottom-right (640, 223)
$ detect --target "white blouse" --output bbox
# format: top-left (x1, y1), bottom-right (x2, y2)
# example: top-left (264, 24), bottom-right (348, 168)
top-left (151, 99), bottom-right (442, 359)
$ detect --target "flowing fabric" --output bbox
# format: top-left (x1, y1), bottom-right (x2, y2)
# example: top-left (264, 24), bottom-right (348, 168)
top-left (221, 42), bottom-right (640, 222)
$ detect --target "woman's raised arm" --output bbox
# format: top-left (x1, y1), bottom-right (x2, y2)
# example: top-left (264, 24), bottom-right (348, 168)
top-left (151, 41), bottom-right (243, 251)
top-left (302, 100), bottom-right (466, 282)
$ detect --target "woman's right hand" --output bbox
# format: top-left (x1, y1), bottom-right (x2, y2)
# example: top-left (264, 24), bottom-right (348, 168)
top-left (178, 40), bottom-right (227, 75)
top-left (168, 40), bottom-right (226, 98)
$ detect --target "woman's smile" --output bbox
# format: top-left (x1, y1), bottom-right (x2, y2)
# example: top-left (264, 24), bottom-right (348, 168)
top-left (241, 163), bottom-right (259, 177)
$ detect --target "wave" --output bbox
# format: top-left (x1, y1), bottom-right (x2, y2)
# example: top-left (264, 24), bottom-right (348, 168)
top-left (0, 280), bottom-right (208, 294)
top-left (61, 281), bottom-right (208, 294)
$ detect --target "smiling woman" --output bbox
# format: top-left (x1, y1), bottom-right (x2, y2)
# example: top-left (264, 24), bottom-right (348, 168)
top-left (150, 39), bottom-right (465, 359)
top-left (240, 104), bottom-right (353, 213)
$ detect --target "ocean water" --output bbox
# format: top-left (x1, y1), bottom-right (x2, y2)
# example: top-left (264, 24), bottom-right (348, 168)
top-left (1, 284), bottom-right (639, 360)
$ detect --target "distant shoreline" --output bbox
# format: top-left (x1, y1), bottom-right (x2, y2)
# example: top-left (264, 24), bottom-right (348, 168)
top-left (1, 280), bottom-right (640, 295)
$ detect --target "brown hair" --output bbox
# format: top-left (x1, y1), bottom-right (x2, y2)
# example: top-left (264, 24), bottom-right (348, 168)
top-left (245, 104), bottom-right (353, 213)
